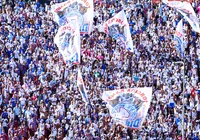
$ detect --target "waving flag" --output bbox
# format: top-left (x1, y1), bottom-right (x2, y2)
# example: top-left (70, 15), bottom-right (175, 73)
top-left (99, 10), bottom-right (134, 52)
top-left (54, 22), bottom-right (80, 64)
top-left (174, 19), bottom-right (184, 58)
top-left (178, 10), bottom-right (200, 34)
top-left (51, 0), bottom-right (94, 34)
top-left (102, 87), bottom-right (152, 129)
top-left (162, 0), bottom-right (200, 33)
top-left (77, 69), bottom-right (89, 103)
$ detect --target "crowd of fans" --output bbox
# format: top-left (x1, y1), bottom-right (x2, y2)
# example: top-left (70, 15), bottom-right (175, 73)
top-left (0, 0), bottom-right (200, 139)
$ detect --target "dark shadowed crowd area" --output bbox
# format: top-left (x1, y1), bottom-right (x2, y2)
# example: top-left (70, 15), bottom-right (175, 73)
top-left (0, 0), bottom-right (200, 140)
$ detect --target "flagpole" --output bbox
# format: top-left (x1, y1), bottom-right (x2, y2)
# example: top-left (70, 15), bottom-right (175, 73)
top-left (173, 60), bottom-right (185, 140)
top-left (182, 60), bottom-right (185, 140)
top-left (182, 20), bottom-right (186, 140)
top-left (173, 18), bottom-right (185, 140)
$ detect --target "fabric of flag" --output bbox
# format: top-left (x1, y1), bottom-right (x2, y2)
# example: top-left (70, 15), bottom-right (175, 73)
top-left (54, 22), bottom-right (80, 64)
top-left (102, 87), bottom-right (152, 129)
top-left (99, 10), bottom-right (134, 52)
top-left (77, 69), bottom-right (89, 103)
top-left (51, 0), bottom-right (94, 34)
top-left (162, 0), bottom-right (200, 33)
top-left (174, 19), bottom-right (184, 58)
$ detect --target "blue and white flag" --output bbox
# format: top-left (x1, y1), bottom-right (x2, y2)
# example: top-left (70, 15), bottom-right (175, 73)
top-left (99, 10), bottom-right (134, 52)
top-left (174, 19), bottom-right (184, 58)
top-left (162, 0), bottom-right (200, 33)
top-left (54, 21), bottom-right (80, 64)
top-left (77, 69), bottom-right (89, 103)
top-left (51, 0), bottom-right (94, 34)
top-left (102, 87), bottom-right (152, 129)
top-left (178, 9), bottom-right (200, 34)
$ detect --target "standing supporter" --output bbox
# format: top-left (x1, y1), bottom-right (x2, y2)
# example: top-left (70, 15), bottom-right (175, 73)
top-left (0, 0), bottom-right (199, 139)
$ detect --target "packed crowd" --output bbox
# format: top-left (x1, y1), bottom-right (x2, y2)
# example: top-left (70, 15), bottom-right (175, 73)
top-left (0, 0), bottom-right (200, 139)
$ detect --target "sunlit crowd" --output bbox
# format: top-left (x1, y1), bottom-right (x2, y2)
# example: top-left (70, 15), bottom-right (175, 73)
top-left (0, 0), bottom-right (200, 139)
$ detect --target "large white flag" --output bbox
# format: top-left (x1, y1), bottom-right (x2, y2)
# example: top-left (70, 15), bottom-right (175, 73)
top-left (77, 69), bottom-right (89, 103)
top-left (102, 87), bottom-right (152, 129)
top-left (162, 0), bottom-right (200, 33)
top-left (54, 22), bottom-right (80, 64)
top-left (51, 0), bottom-right (94, 34)
top-left (99, 10), bottom-right (134, 52)
top-left (174, 19), bottom-right (184, 57)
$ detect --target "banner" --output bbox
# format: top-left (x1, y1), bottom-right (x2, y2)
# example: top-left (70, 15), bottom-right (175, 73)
top-left (174, 19), bottom-right (184, 57)
top-left (54, 22), bottom-right (80, 64)
top-left (77, 69), bottom-right (89, 103)
top-left (99, 10), bottom-right (134, 52)
top-left (102, 87), bottom-right (152, 129)
top-left (162, 0), bottom-right (200, 33)
top-left (51, 0), bottom-right (94, 34)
